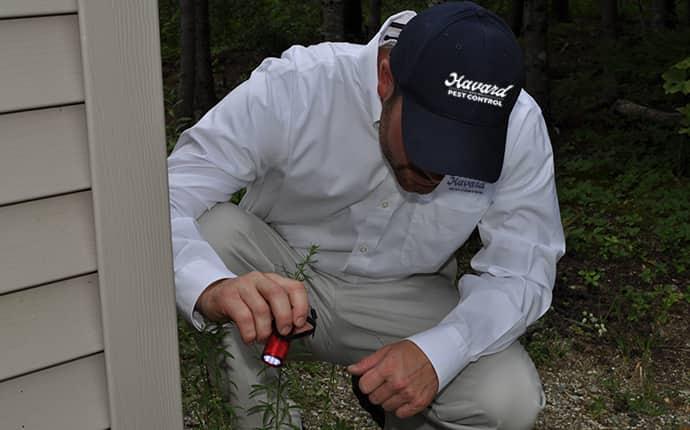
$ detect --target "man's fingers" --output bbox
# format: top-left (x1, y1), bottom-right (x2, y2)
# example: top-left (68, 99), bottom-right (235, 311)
top-left (223, 299), bottom-right (256, 344)
top-left (358, 368), bottom-right (386, 395)
top-left (291, 320), bottom-right (314, 336)
top-left (264, 273), bottom-right (309, 327)
top-left (347, 345), bottom-right (389, 376)
top-left (368, 382), bottom-right (395, 405)
top-left (253, 273), bottom-right (293, 335)
top-left (237, 283), bottom-right (273, 342)
top-left (381, 393), bottom-right (407, 412)
top-left (395, 402), bottom-right (423, 419)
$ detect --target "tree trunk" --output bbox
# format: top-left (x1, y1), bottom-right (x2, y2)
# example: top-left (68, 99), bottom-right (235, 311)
top-left (194, 0), bottom-right (215, 115)
top-left (552, 0), bottom-right (571, 22)
top-left (652, 0), bottom-right (677, 28)
top-left (322, 0), bottom-right (345, 41)
top-left (612, 99), bottom-right (682, 124)
top-left (523, 0), bottom-right (550, 118)
top-left (343, 0), bottom-right (363, 42)
top-left (511, 0), bottom-right (525, 36)
top-left (601, 0), bottom-right (618, 37)
top-left (177, 0), bottom-right (196, 123)
top-left (666, 0), bottom-right (678, 27)
top-left (368, 0), bottom-right (382, 38)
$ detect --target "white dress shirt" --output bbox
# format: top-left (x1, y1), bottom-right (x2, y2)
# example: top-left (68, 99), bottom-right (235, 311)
top-left (168, 11), bottom-right (566, 392)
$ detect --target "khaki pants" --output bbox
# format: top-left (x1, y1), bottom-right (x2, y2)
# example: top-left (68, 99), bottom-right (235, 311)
top-left (197, 203), bottom-right (545, 429)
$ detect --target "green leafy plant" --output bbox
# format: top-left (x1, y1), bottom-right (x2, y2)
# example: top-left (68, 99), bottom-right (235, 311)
top-left (178, 319), bottom-right (239, 429)
top-left (662, 57), bottom-right (690, 136)
top-left (580, 310), bottom-right (608, 337)
top-left (522, 321), bottom-right (571, 367)
top-left (284, 244), bottom-right (320, 282)
top-left (248, 369), bottom-right (301, 430)
top-left (578, 269), bottom-right (602, 288)
top-left (248, 245), bottom-right (319, 430)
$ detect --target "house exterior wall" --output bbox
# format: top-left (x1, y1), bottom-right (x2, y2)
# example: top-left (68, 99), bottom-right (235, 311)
top-left (0, 2), bottom-right (182, 428)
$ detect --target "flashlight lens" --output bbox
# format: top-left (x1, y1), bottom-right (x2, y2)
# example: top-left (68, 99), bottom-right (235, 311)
top-left (262, 332), bottom-right (290, 367)
top-left (262, 354), bottom-right (282, 367)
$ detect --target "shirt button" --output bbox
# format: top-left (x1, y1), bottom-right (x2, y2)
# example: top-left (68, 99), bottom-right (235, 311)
top-left (381, 200), bottom-right (389, 208)
top-left (359, 245), bottom-right (368, 253)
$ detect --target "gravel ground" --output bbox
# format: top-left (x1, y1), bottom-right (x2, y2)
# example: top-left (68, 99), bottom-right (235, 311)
top-left (182, 313), bottom-right (689, 429)
top-left (183, 346), bottom-right (688, 430)
top-left (285, 342), bottom-right (689, 430)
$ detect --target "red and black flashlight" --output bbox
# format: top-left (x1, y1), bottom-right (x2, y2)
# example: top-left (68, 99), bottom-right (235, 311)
top-left (262, 308), bottom-right (317, 368)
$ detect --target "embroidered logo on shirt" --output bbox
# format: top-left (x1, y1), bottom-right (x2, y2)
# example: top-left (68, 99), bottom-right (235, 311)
top-left (446, 176), bottom-right (486, 194)
top-left (444, 72), bottom-right (514, 108)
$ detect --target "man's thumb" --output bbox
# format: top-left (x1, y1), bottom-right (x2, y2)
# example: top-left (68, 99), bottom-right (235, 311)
top-left (347, 346), bottom-right (387, 375)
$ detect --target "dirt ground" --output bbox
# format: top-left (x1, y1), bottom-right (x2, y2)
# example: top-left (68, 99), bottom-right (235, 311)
top-left (286, 307), bottom-right (689, 429)
top-left (287, 340), bottom-right (689, 429)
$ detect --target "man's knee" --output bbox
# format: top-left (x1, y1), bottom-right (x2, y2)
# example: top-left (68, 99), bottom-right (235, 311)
top-left (198, 202), bottom-right (252, 246)
top-left (470, 364), bottom-right (544, 430)
top-left (197, 203), bottom-right (269, 270)
top-left (429, 342), bottom-right (544, 429)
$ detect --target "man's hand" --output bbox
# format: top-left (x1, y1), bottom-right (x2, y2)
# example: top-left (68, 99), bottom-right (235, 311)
top-left (195, 272), bottom-right (309, 344)
top-left (347, 340), bottom-right (438, 419)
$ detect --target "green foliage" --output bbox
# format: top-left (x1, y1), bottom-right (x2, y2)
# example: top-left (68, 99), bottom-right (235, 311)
top-left (231, 189), bottom-right (247, 205)
top-left (284, 244), bottom-right (319, 282)
top-left (248, 370), bottom-right (301, 430)
top-left (548, 19), bottom-right (689, 424)
top-left (158, 0), bottom-right (181, 64)
top-left (164, 86), bottom-right (191, 155)
top-left (602, 374), bottom-right (667, 417)
top-left (662, 57), bottom-right (690, 136)
top-left (559, 142), bottom-right (690, 264)
top-left (605, 283), bottom-right (689, 358)
top-left (247, 245), bottom-right (320, 429)
top-left (587, 395), bottom-right (607, 418)
top-left (578, 269), bottom-right (602, 288)
top-left (579, 310), bottom-right (608, 337)
top-left (178, 319), bottom-right (239, 429)
top-left (522, 317), bottom-right (571, 367)
top-left (209, 0), bottom-right (322, 58)
top-left (615, 284), bottom-right (688, 325)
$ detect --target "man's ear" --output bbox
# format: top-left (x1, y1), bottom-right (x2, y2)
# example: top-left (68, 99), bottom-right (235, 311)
top-left (377, 55), bottom-right (395, 101)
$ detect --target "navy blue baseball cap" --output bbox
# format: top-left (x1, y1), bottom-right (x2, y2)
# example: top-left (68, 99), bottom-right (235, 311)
top-left (390, 1), bottom-right (524, 183)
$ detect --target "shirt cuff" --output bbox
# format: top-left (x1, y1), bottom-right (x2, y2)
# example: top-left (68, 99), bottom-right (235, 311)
top-left (406, 324), bottom-right (470, 393)
top-left (175, 258), bottom-right (236, 331)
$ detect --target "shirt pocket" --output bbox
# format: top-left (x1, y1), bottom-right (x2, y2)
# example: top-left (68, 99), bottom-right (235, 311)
top-left (400, 190), bottom-right (491, 273)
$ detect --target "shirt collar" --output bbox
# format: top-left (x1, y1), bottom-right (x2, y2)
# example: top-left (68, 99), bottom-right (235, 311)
top-left (359, 11), bottom-right (417, 127)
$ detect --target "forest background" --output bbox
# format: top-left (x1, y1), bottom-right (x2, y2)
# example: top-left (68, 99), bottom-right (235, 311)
top-left (159, 0), bottom-right (690, 428)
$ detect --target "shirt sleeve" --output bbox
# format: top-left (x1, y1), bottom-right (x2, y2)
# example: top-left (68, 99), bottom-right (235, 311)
top-left (168, 61), bottom-right (293, 330)
top-left (407, 103), bottom-right (566, 392)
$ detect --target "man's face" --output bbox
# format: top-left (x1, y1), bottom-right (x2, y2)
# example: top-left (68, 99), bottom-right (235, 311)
top-left (378, 93), bottom-right (444, 194)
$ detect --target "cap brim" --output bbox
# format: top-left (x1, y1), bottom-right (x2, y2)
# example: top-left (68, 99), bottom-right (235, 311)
top-left (401, 93), bottom-right (507, 183)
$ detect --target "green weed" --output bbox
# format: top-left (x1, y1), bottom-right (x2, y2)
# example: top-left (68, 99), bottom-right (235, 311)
top-left (662, 56), bottom-right (690, 137)
top-left (587, 396), bottom-right (607, 418)
top-left (178, 319), bottom-right (239, 429)
top-left (603, 373), bottom-right (667, 417)
top-left (578, 269), bottom-right (602, 289)
top-left (522, 319), bottom-right (572, 367)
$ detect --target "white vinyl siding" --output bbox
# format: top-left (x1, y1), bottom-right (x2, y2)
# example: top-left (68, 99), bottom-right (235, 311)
top-left (0, 354), bottom-right (109, 429)
top-left (0, 273), bottom-right (102, 382)
top-left (0, 191), bottom-right (97, 296)
top-left (0, 1), bottom-right (182, 427)
top-left (77, 1), bottom-right (183, 426)
top-left (0, 15), bottom-right (83, 114)
top-left (0, 105), bottom-right (90, 206)
top-left (0, 0), bottom-right (78, 19)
